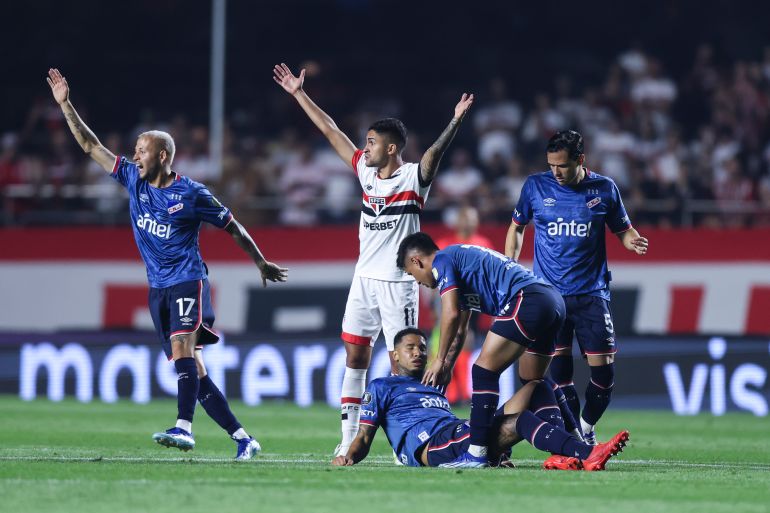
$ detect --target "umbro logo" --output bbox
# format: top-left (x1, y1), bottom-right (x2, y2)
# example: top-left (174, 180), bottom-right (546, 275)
top-left (366, 185), bottom-right (373, 191)
top-left (544, 198), bottom-right (556, 207)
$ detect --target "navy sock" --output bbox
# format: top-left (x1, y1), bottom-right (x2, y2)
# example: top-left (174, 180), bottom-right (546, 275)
top-left (528, 380), bottom-right (565, 430)
top-left (550, 355), bottom-right (580, 423)
top-left (515, 410), bottom-right (592, 460)
top-left (198, 375), bottom-right (242, 436)
top-left (174, 358), bottom-right (199, 424)
top-left (544, 377), bottom-right (580, 434)
top-left (470, 365), bottom-right (501, 447)
top-left (582, 363), bottom-right (615, 426)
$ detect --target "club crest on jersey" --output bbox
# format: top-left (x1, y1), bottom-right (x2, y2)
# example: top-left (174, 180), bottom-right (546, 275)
top-left (586, 197), bottom-right (601, 209)
top-left (543, 197), bottom-right (557, 207)
top-left (139, 193), bottom-right (150, 203)
top-left (368, 196), bottom-right (386, 214)
top-left (167, 201), bottom-right (184, 214)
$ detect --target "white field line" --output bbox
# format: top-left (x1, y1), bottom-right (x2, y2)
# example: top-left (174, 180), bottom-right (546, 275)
top-left (0, 454), bottom-right (769, 471)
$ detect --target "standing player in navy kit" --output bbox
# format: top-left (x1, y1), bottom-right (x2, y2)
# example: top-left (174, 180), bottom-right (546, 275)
top-left (397, 233), bottom-right (574, 468)
top-left (333, 329), bottom-right (628, 470)
top-left (505, 130), bottom-right (648, 444)
top-left (47, 69), bottom-right (288, 459)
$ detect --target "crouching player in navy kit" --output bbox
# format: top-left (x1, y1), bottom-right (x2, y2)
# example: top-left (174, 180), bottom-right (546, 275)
top-left (397, 233), bottom-right (598, 468)
top-left (505, 130), bottom-right (648, 445)
top-left (47, 69), bottom-right (288, 460)
top-left (332, 328), bottom-right (629, 470)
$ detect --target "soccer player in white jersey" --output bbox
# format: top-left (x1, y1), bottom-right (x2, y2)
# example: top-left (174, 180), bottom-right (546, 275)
top-left (273, 63), bottom-right (473, 456)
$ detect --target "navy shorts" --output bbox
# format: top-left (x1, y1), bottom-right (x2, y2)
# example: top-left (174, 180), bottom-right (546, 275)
top-left (555, 294), bottom-right (616, 356)
top-left (425, 420), bottom-right (471, 466)
top-left (490, 283), bottom-right (566, 356)
top-left (148, 279), bottom-right (219, 359)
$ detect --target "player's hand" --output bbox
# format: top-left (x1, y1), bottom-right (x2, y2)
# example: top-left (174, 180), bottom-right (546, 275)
top-left (331, 455), bottom-right (354, 466)
top-left (46, 68), bottom-right (69, 105)
top-left (273, 63), bottom-right (305, 96)
top-left (258, 261), bottom-right (289, 287)
top-left (422, 358), bottom-right (449, 386)
top-left (628, 236), bottom-right (648, 255)
top-left (453, 93), bottom-right (475, 121)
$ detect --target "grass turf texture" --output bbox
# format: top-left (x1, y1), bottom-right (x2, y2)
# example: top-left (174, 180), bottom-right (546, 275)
top-left (1, 397), bottom-right (769, 513)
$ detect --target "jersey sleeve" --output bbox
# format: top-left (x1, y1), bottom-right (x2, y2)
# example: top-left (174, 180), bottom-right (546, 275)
top-left (110, 156), bottom-right (138, 189)
top-left (432, 252), bottom-right (459, 297)
top-left (511, 177), bottom-right (533, 225)
top-left (606, 180), bottom-right (632, 233)
top-left (352, 149), bottom-right (365, 175)
top-left (193, 186), bottom-right (233, 228)
top-left (360, 380), bottom-right (385, 428)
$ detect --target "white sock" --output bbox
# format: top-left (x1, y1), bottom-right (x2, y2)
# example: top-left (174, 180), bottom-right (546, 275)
top-left (175, 419), bottom-right (192, 433)
top-left (580, 417), bottom-right (595, 434)
top-left (231, 428), bottom-right (249, 440)
top-left (340, 367), bottom-right (367, 446)
top-left (570, 428), bottom-right (584, 442)
top-left (468, 444), bottom-right (487, 458)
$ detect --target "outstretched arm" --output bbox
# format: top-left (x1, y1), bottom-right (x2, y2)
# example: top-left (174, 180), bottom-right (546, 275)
top-left (419, 93), bottom-right (474, 184)
top-left (331, 424), bottom-right (377, 466)
top-left (46, 68), bottom-right (116, 172)
top-left (225, 218), bottom-right (289, 287)
top-left (616, 227), bottom-right (648, 255)
top-left (273, 63), bottom-right (357, 166)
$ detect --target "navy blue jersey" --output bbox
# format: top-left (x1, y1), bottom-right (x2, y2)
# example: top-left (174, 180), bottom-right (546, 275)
top-left (111, 156), bottom-right (233, 288)
top-left (360, 376), bottom-right (458, 467)
top-left (512, 170), bottom-right (631, 299)
top-left (432, 245), bottom-right (543, 316)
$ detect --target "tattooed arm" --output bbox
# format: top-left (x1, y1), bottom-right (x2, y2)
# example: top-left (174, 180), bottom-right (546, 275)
top-left (419, 93), bottom-right (474, 184)
top-left (46, 68), bottom-right (116, 172)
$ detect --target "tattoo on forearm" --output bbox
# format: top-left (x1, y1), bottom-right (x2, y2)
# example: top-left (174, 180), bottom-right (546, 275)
top-left (421, 118), bottom-right (461, 180)
top-left (62, 106), bottom-right (98, 150)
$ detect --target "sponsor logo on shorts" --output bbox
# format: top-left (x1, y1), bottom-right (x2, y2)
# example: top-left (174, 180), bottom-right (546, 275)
top-left (544, 197), bottom-right (556, 207)
top-left (586, 197), bottom-right (601, 209)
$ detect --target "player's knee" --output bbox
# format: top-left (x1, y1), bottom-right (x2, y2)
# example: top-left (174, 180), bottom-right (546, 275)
top-left (589, 362), bottom-right (615, 390)
top-left (344, 346), bottom-right (371, 369)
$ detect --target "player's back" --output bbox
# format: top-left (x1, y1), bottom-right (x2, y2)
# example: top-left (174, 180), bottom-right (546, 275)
top-left (112, 156), bottom-right (233, 288)
top-left (352, 150), bottom-right (431, 282)
top-left (513, 170), bottom-right (631, 298)
top-left (433, 244), bottom-right (542, 316)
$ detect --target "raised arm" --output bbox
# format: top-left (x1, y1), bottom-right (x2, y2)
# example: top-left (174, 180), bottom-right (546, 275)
top-left (273, 63), bottom-right (357, 166)
top-left (616, 227), bottom-right (648, 255)
top-left (505, 221), bottom-right (526, 260)
top-left (419, 93), bottom-right (474, 184)
top-left (46, 68), bottom-right (116, 172)
top-left (225, 218), bottom-right (289, 287)
top-left (331, 424), bottom-right (377, 466)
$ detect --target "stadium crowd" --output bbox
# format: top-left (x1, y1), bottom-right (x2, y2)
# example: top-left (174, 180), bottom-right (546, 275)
top-left (3, 44), bottom-right (770, 228)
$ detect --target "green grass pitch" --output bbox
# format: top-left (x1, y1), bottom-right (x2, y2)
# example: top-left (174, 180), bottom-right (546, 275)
top-left (1, 396), bottom-right (769, 513)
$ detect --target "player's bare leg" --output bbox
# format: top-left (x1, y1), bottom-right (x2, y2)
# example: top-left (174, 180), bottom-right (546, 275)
top-left (581, 353), bottom-right (615, 445)
top-left (153, 332), bottom-right (200, 451)
top-left (194, 349), bottom-right (261, 460)
top-left (336, 341), bottom-right (372, 457)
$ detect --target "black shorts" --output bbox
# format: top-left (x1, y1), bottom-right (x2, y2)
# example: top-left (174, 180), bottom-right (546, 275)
top-left (425, 420), bottom-right (471, 467)
top-left (490, 283), bottom-right (566, 356)
top-left (555, 294), bottom-right (616, 356)
top-left (148, 279), bottom-right (219, 359)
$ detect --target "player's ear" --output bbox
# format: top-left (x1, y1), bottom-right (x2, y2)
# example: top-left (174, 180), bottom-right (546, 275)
top-left (576, 154), bottom-right (585, 166)
top-left (159, 149), bottom-right (167, 164)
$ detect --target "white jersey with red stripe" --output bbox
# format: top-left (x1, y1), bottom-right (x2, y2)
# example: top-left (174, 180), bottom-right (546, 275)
top-left (352, 149), bottom-right (431, 282)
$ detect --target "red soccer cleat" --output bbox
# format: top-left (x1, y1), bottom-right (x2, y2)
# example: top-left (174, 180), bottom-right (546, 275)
top-left (581, 430), bottom-right (630, 471)
top-left (542, 454), bottom-right (582, 470)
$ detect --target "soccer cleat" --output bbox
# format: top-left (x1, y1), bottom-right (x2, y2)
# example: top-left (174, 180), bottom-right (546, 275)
top-left (581, 430), bottom-right (630, 471)
top-left (333, 443), bottom-right (350, 458)
top-left (234, 437), bottom-right (262, 461)
top-left (152, 427), bottom-right (195, 451)
top-left (583, 430), bottom-right (598, 446)
top-left (542, 454), bottom-right (582, 470)
top-left (438, 451), bottom-right (489, 468)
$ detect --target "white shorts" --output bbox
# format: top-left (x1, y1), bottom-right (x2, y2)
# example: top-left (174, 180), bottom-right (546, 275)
top-left (341, 276), bottom-right (419, 351)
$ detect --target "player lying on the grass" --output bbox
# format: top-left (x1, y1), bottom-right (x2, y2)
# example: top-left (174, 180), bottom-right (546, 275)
top-left (332, 328), bottom-right (629, 470)
top-left (47, 68), bottom-right (288, 460)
